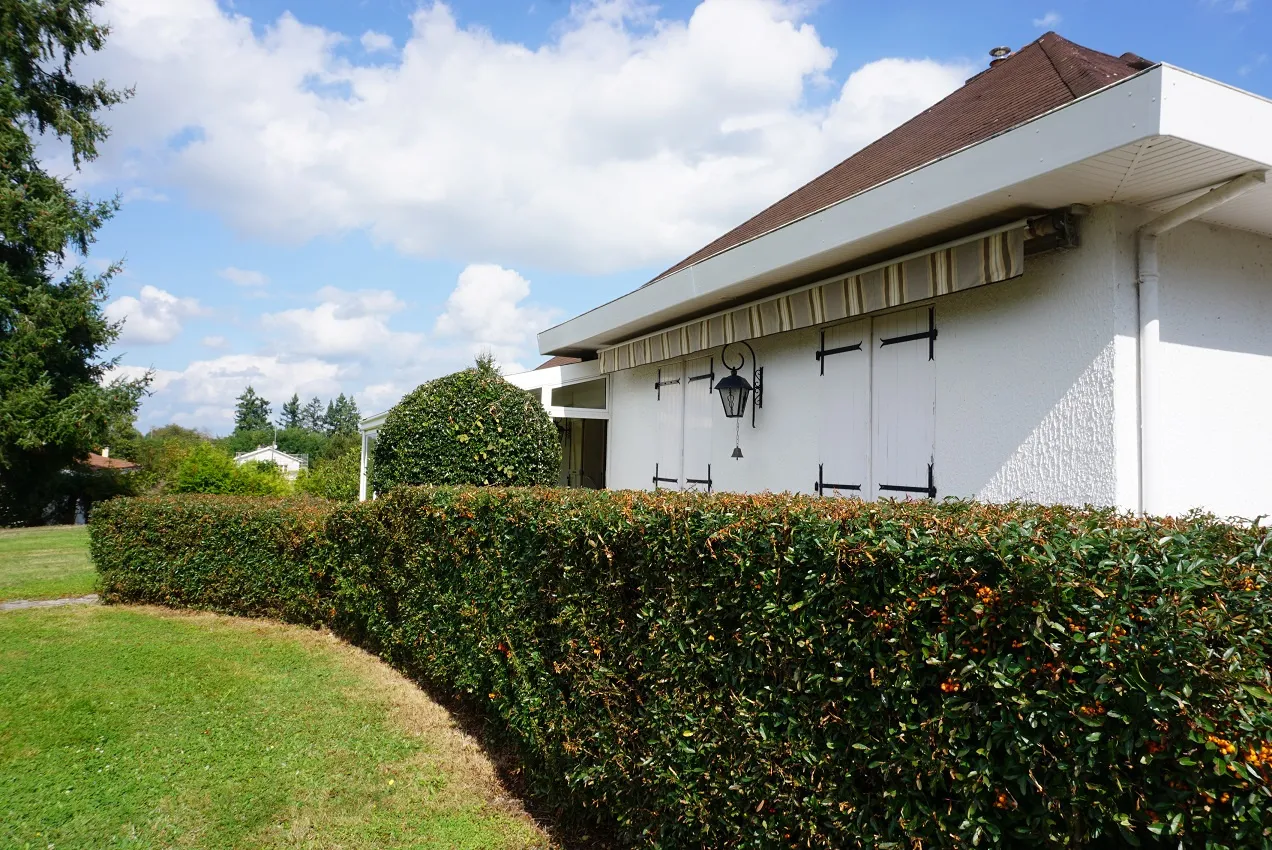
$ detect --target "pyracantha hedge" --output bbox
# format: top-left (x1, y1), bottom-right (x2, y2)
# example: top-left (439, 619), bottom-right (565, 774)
top-left (92, 490), bottom-right (1272, 848)
top-left (370, 358), bottom-right (559, 491)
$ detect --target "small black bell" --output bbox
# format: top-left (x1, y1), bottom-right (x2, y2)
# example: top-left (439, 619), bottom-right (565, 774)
top-left (731, 445), bottom-right (743, 459)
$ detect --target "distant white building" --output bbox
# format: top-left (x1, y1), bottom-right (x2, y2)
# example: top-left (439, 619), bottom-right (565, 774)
top-left (233, 445), bottom-right (308, 480)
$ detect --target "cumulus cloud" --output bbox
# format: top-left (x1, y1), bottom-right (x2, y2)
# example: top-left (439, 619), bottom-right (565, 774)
top-left (116, 262), bottom-right (558, 428)
top-left (105, 285), bottom-right (205, 344)
top-left (219, 266), bottom-right (269, 287)
top-left (1032, 11), bottom-right (1062, 27)
top-left (109, 355), bottom-right (345, 428)
top-left (434, 264), bottom-right (559, 372)
top-left (261, 286), bottom-right (422, 359)
top-left (87, 0), bottom-right (971, 273)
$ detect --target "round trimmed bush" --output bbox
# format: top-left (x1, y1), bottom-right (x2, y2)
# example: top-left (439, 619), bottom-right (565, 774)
top-left (370, 358), bottom-right (559, 491)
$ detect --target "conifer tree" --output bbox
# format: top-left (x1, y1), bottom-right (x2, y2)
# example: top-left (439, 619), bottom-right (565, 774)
top-left (0, 0), bottom-right (149, 524)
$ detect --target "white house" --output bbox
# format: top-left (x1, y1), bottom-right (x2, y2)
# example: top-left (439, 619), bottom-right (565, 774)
top-left (364, 33), bottom-right (1272, 520)
top-left (233, 445), bottom-right (308, 480)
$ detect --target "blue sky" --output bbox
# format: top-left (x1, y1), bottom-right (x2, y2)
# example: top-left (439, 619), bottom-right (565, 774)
top-left (80, 0), bottom-right (1270, 433)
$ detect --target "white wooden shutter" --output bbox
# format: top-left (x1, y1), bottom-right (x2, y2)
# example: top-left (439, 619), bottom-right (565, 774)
top-left (816, 319), bottom-right (870, 497)
top-left (871, 306), bottom-right (937, 500)
top-left (682, 356), bottom-right (715, 492)
top-left (652, 362), bottom-right (684, 489)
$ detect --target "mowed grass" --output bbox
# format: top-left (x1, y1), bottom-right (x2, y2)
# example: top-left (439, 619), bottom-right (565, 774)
top-left (0, 605), bottom-right (548, 849)
top-left (0, 525), bottom-right (96, 601)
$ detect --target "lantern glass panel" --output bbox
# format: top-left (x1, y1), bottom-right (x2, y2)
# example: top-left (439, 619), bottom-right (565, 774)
top-left (714, 371), bottom-right (751, 419)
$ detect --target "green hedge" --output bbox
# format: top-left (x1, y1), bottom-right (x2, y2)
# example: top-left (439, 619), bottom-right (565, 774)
top-left (91, 490), bottom-right (1272, 848)
top-left (91, 495), bottom-right (333, 623)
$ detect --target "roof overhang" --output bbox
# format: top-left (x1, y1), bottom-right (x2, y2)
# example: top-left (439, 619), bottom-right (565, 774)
top-left (539, 64), bottom-right (1272, 357)
top-left (357, 360), bottom-right (604, 434)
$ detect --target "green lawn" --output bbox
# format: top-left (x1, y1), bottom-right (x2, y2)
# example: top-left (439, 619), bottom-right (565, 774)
top-left (0, 605), bottom-right (548, 849)
top-left (0, 525), bottom-right (96, 602)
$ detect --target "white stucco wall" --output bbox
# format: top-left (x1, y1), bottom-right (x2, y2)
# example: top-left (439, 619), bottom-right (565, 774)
top-left (605, 205), bottom-right (1271, 518)
top-left (935, 205), bottom-right (1139, 507)
top-left (1153, 220), bottom-right (1272, 520)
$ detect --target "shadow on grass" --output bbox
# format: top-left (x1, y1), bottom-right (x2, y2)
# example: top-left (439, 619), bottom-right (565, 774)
top-left (381, 661), bottom-right (624, 850)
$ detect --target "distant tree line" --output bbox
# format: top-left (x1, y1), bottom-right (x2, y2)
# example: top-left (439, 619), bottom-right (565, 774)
top-left (223, 386), bottom-right (361, 460)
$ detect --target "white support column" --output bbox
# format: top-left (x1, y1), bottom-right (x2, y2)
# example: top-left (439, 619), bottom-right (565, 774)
top-left (358, 430), bottom-right (369, 502)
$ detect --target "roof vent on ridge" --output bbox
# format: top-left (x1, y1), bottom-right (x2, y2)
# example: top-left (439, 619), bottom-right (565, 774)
top-left (989, 46), bottom-right (1013, 67)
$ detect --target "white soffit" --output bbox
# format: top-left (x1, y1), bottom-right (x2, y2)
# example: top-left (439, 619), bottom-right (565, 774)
top-left (505, 359), bottom-right (602, 391)
top-left (539, 65), bottom-right (1272, 356)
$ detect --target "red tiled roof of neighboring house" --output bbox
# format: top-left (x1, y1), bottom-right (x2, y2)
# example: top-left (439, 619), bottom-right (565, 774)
top-left (85, 452), bottom-right (140, 471)
top-left (650, 32), bottom-right (1152, 284)
top-left (537, 356), bottom-right (583, 370)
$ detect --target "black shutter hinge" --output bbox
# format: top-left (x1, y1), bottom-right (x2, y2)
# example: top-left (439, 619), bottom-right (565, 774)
top-left (652, 463), bottom-right (678, 489)
top-left (686, 357), bottom-right (715, 392)
top-left (879, 306), bottom-right (938, 360)
top-left (814, 463), bottom-right (861, 496)
top-left (654, 368), bottom-right (681, 400)
top-left (815, 328), bottom-right (863, 375)
top-left (685, 464), bottom-right (712, 493)
top-left (877, 463), bottom-right (937, 499)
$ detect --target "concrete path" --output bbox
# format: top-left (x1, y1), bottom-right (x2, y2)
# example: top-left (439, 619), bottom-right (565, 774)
top-left (1, 594), bottom-right (99, 612)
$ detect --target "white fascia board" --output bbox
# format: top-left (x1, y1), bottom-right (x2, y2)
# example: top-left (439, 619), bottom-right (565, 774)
top-left (357, 362), bottom-right (604, 434)
top-left (538, 67), bottom-right (1165, 356)
top-left (504, 360), bottom-right (602, 391)
top-left (1158, 65), bottom-right (1272, 169)
top-left (359, 410), bottom-right (390, 432)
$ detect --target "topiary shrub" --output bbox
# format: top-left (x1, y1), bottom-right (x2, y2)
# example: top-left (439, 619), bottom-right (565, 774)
top-left (371, 357), bottom-right (559, 490)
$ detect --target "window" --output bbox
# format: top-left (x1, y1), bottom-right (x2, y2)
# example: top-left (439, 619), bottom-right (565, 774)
top-left (550, 379), bottom-right (606, 409)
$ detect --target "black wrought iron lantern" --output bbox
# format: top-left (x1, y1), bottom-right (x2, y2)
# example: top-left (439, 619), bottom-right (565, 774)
top-left (714, 369), bottom-right (751, 419)
top-left (714, 341), bottom-right (763, 458)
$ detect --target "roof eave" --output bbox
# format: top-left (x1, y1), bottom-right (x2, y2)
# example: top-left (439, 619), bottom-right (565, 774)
top-left (537, 65), bottom-right (1168, 357)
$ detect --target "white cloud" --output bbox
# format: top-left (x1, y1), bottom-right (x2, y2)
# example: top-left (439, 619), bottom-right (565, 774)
top-left (1032, 11), bottom-right (1062, 27)
top-left (219, 266), bottom-right (269, 287)
top-left (434, 264), bottom-right (559, 372)
top-left (262, 286), bottom-right (422, 359)
top-left (361, 30), bottom-right (394, 52)
top-left (105, 285), bottom-right (205, 344)
top-left (87, 0), bottom-right (971, 274)
top-left (110, 355), bottom-right (345, 428)
top-left (117, 263), bottom-right (557, 428)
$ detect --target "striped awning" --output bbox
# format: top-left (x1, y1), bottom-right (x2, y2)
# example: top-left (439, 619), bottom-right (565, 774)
top-left (598, 225), bottom-right (1025, 373)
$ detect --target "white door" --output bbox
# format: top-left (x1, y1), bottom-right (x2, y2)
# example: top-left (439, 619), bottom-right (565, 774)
top-left (652, 362), bottom-right (684, 489)
top-left (817, 319), bottom-right (870, 497)
top-left (682, 356), bottom-right (716, 491)
top-left (871, 306), bottom-right (937, 500)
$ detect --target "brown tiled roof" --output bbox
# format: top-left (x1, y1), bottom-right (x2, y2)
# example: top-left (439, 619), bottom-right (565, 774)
top-left (651, 32), bottom-right (1152, 283)
top-left (84, 452), bottom-right (140, 471)
top-left (537, 355), bottom-right (582, 370)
